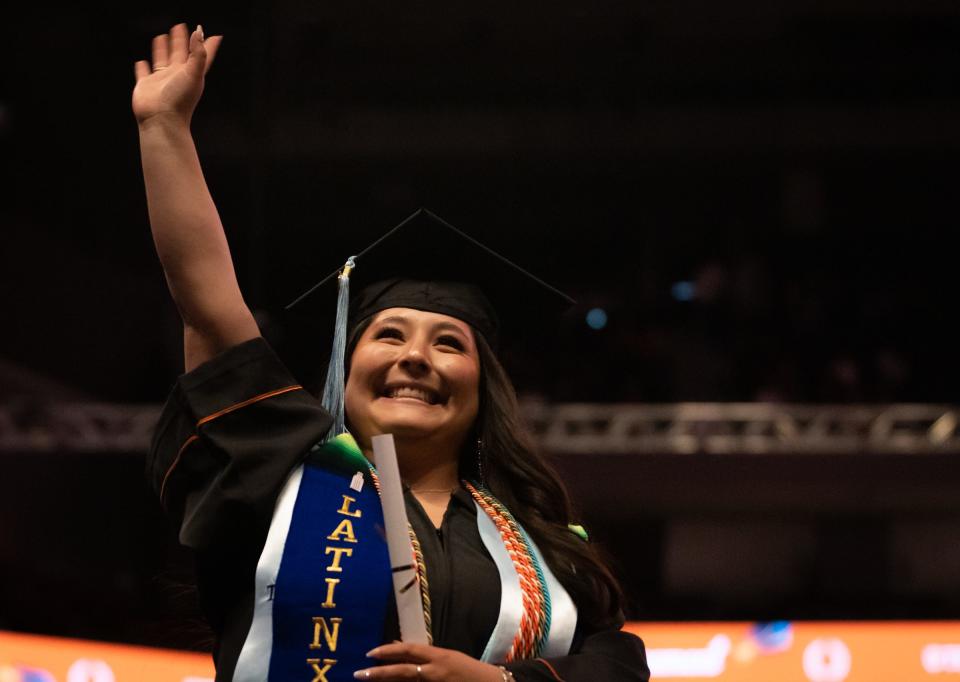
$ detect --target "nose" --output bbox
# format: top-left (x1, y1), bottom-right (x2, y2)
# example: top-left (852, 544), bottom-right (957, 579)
top-left (398, 342), bottom-right (431, 376)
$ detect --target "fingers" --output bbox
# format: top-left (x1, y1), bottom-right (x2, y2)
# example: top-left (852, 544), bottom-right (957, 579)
top-left (186, 27), bottom-right (205, 78)
top-left (353, 663), bottom-right (424, 680)
top-left (357, 646), bottom-right (480, 681)
top-left (186, 26), bottom-right (223, 78)
top-left (169, 23), bottom-right (189, 64)
top-left (134, 60), bottom-right (150, 82)
top-left (366, 643), bottom-right (433, 664)
top-left (151, 32), bottom-right (169, 69)
top-left (140, 22), bottom-right (222, 84)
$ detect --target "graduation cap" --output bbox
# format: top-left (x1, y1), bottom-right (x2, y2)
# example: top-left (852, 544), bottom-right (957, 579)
top-left (285, 208), bottom-right (574, 438)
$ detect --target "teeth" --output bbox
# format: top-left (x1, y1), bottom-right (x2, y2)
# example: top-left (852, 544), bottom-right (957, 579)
top-left (388, 386), bottom-right (436, 403)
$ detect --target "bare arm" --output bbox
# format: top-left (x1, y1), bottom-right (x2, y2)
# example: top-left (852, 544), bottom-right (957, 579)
top-left (133, 24), bottom-right (259, 371)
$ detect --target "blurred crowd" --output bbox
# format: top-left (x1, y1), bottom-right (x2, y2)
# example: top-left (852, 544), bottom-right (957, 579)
top-left (519, 253), bottom-right (945, 405)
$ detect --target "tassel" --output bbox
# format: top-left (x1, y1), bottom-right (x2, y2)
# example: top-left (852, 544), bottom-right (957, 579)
top-left (321, 256), bottom-right (356, 440)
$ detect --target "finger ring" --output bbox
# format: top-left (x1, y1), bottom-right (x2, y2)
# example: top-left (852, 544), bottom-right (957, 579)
top-left (153, 65), bottom-right (168, 70)
top-left (416, 664), bottom-right (423, 680)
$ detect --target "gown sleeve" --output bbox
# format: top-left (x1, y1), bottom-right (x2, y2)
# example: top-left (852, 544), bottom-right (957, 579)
top-left (146, 336), bottom-right (333, 551)
top-left (503, 614), bottom-right (650, 682)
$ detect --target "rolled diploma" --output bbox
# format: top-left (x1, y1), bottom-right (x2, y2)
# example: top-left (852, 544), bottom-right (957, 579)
top-left (371, 434), bottom-right (429, 644)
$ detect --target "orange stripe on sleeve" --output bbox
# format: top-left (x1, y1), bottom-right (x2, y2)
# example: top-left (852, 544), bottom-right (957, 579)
top-left (159, 384), bottom-right (304, 507)
top-left (196, 384), bottom-right (303, 426)
top-left (160, 434), bottom-right (199, 506)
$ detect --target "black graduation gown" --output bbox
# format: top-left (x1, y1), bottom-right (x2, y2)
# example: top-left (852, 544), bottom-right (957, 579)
top-left (148, 337), bottom-right (649, 681)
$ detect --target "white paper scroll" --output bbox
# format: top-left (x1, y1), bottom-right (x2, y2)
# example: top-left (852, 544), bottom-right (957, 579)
top-left (371, 434), bottom-right (429, 644)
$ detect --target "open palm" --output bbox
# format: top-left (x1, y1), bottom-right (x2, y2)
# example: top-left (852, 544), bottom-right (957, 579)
top-left (132, 23), bottom-right (222, 126)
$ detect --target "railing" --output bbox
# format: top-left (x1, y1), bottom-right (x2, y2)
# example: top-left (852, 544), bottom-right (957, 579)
top-left (525, 402), bottom-right (960, 455)
top-left (0, 403), bottom-right (162, 453)
top-left (2, 402), bottom-right (957, 455)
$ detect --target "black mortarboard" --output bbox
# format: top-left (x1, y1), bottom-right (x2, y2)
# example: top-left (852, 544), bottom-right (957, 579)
top-left (286, 208), bottom-right (574, 347)
top-left (285, 208), bottom-right (574, 438)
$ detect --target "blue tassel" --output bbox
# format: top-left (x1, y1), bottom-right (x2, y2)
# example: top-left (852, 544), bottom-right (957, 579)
top-left (321, 256), bottom-right (356, 440)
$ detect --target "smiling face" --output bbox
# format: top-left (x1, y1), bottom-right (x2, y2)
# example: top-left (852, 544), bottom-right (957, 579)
top-left (344, 307), bottom-right (481, 456)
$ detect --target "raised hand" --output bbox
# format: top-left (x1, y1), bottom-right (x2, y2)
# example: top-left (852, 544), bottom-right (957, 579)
top-left (132, 23), bottom-right (223, 127)
top-left (133, 22), bottom-right (259, 370)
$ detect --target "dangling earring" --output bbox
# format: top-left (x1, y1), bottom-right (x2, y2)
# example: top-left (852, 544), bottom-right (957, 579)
top-left (476, 438), bottom-right (485, 485)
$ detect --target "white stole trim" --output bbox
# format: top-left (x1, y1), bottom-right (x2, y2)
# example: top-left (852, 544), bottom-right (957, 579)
top-left (477, 506), bottom-right (525, 663)
top-left (474, 501), bottom-right (578, 663)
top-left (232, 464), bottom-right (304, 682)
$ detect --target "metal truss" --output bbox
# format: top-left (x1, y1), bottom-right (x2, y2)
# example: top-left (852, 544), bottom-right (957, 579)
top-left (0, 403), bottom-right (162, 453)
top-left (0, 402), bottom-right (957, 455)
top-left (525, 402), bottom-right (960, 455)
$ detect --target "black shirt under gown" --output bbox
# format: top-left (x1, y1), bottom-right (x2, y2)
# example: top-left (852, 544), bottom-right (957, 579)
top-left (147, 337), bottom-right (649, 681)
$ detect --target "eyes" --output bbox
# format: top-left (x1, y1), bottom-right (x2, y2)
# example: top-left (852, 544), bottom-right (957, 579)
top-left (437, 335), bottom-right (466, 351)
top-left (373, 325), bottom-right (467, 352)
top-left (374, 327), bottom-right (403, 341)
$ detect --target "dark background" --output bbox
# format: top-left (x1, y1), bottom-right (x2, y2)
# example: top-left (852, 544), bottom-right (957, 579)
top-left (1, 1), bottom-right (959, 650)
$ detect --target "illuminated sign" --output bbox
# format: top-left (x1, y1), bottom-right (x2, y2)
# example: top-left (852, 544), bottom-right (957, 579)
top-left (4, 623), bottom-right (960, 681)
top-left (624, 622), bottom-right (960, 681)
top-left (0, 632), bottom-right (213, 682)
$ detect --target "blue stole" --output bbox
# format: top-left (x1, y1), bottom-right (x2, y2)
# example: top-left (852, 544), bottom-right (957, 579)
top-left (232, 433), bottom-right (577, 681)
top-left (235, 434), bottom-right (390, 682)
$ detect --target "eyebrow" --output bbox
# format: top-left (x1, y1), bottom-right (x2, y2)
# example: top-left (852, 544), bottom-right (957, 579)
top-left (376, 315), bottom-right (471, 338)
top-left (377, 316), bottom-right (409, 326)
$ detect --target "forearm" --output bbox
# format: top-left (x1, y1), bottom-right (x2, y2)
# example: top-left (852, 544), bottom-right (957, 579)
top-left (139, 117), bottom-right (238, 318)
top-left (138, 116), bottom-right (258, 364)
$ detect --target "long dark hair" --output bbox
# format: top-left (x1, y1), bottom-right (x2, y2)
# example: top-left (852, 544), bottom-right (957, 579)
top-left (468, 333), bottom-right (624, 628)
top-left (346, 317), bottom-right (624, 628)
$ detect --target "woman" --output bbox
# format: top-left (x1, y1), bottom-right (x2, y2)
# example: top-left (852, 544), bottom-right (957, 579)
top-left (135, 23), bottom-right (649, 682)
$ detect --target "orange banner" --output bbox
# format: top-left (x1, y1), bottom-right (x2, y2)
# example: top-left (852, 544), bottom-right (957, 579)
top-left (0, 631), bottom-right (213, 681)
top-left (3, 623), bottom-right (960, 681)
top-left (625, 621), bottom-right (960, 681)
